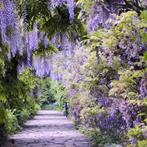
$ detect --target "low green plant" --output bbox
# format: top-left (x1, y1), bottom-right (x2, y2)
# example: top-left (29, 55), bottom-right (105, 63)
top-left (80, 127), bottom-right (120, 147)
top-left (128, 125), bottom-right (147, 146)
top-left (17, 108), bottom-right (30, 125)
top-left (34, 103), bottom-right (41, 112)
top-left (40, 78), bottom-right (67, 110)
top-left (138, 140), bottom-right (147, 147)
top-left (5, 109), bottom-right (20, 134)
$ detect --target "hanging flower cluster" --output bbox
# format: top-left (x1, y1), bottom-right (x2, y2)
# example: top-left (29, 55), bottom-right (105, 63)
top-left (0, 0), bottom-right (23, 57)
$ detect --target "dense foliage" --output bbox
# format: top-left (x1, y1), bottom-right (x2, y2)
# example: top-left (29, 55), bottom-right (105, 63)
top-left (0, 0), bottom-right (79, 144)
top-left (0, 0), bottom-right (147, 147)
top-left (0, 67), bottom-right (41, 144)
top-left (40, 78), bottom-right (67, 110)
top-left (50, 1), bottom-right (147, 146)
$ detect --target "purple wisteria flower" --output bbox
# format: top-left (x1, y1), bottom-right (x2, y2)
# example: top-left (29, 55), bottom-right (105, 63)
top-left (140, 73), bottom-right (147, 99)
top-left (0, 0), bottom-right (23, 57)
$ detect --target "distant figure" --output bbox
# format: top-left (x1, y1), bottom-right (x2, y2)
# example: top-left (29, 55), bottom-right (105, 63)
top-left (64, 102), bottom-right (69, 117)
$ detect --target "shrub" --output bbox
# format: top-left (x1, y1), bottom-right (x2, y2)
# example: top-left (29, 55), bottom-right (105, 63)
top-left (17, 108), bottom-right (30, 125)
top-left (80, 127), bottom-right (121, 147)
top-left (138, 140), bottom-right (147, 147)
top-left (40, 78), bottom-right (67, 110)
top-left (5, 109), bottom-right (20, 134)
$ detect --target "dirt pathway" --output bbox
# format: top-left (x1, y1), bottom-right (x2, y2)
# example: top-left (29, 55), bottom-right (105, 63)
top-left (3, 110), bottom-right (91, 147)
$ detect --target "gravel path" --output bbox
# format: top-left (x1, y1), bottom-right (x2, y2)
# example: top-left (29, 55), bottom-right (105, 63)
top-left (3, 110), bottom-right (91, 147)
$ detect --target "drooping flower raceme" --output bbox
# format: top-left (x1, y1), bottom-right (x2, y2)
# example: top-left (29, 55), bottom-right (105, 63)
top-left (25, 26), bottom-right (39, 65)
top-left (0, 0), bottom-right (23, 57)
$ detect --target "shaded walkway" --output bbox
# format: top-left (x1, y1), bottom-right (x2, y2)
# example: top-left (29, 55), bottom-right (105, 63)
top-left (3, 110), bottom-right (91, 147)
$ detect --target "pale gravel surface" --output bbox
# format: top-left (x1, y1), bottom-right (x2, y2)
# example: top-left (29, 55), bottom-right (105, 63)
top-left (3, 110), bottom-right (91, 147)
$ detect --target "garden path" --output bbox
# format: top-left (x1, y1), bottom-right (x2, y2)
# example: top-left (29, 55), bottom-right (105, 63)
top-left (3, 110), bottom-right (91, 147)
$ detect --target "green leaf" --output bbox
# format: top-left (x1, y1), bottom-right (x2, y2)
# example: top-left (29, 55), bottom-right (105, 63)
top-left (140, 10), bottom-right (147, 21)
top-left (142, 33), bottom-right (147, 44)
top-left (143, 52), bottom-right (147, 61)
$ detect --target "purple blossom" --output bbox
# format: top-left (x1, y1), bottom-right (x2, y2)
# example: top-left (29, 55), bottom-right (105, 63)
top-left (87, 5), bottom-right (110, 31)
top-left (131, 138), bottom-right (136, 144)
top-left (140, 73), bottom-right (147, 98)
top-left (67, 0), bottom-right (74, 21)
top-left (33, 55), bottom-right (53, 77)
top-left (0, 0), bottom-right (23, 57)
